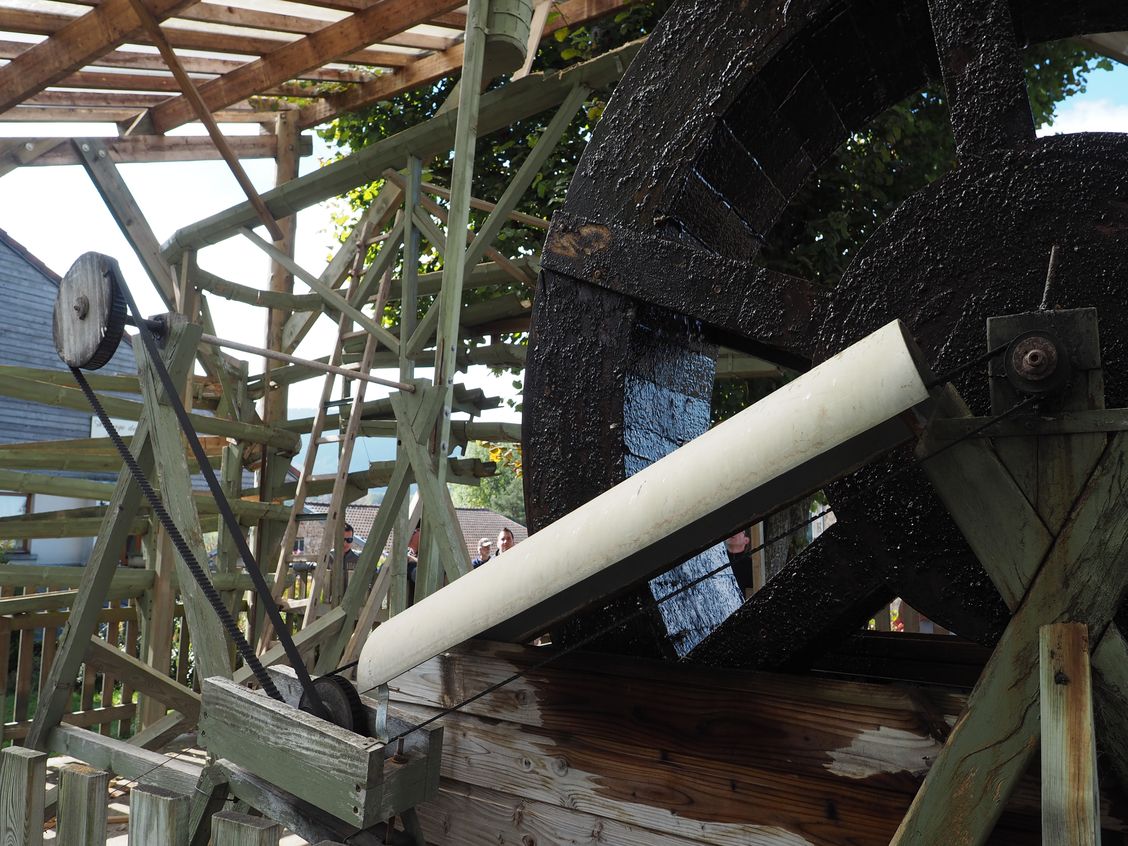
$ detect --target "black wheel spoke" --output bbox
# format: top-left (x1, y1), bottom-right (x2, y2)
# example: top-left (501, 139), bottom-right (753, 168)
top-left (927, 0), bottom-right (1035, 157)
top-left (542, 212), bottom-right (820, 369)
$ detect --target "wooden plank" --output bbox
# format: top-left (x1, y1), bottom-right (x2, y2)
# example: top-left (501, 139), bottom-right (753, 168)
top-left (217, 760), bottom-right (389, 846)
top-left (237, 608), bottom-right (343, 683)
top-left (0, 588), bottom-right (138, 615)
top-left (1040, 623), bottom-right (1099, 846)
top-left (17, 135), bottom-right (312, 166)
top-left (56, 764), bottom-right (109, 846)
top-left (74, 138), bottom-right (177, 307)
top-left (1091, 630), bottom-right (1128, 799)
top-left (47, 725), bottom-right (200, 797)
top-left (127, 711), bottom-right (189, 752)
top-left (129, 786), bottom-right (190, 846)
top-left (422, 779), bottom-right (710, 846)
top-left (6, 705), bottom-right (138, 740)
top-left (0, 747), bottom-right (46, 846)
top-left (84, 636), bottom-right (201, 722)
top-left (211, 811), bottom-right (281, 846)
top-left (0, 372), bottom-right (299, 451)
top-left (0, 566), bottom-right (273, 595)
top-left (148, 0), bottom-right (463, 133)
top-left (0, 0), bottom-right (196, 114)
top-left (917, 387), bottom-right (1052, 606)
top-left (124, 0), bottom-right (284, 241)
top-left (199, 678), bottom-right (383, 828)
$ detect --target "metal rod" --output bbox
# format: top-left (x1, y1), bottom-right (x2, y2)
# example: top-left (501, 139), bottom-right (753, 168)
top-left (199, 333), bottom-right (415, 392)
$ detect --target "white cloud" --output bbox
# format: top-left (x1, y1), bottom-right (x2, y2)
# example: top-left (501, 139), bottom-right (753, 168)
top-left (1037, 98), bottom-right (1128, 136)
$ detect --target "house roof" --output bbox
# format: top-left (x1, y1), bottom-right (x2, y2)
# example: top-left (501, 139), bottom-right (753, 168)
top-left (0, 228), bottom-right (61, 285)
top-left (297, 502), bottom-right (527, 560)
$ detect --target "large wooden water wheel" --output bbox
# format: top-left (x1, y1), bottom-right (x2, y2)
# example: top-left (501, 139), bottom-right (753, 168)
top-left (523, 0), bottom-right (1128, 660)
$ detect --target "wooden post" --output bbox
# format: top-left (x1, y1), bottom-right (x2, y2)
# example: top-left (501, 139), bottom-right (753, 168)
top-left (264, 111), bottom-right (300, 427)
top-left (188, 763), bottom-right (230, 846)
top-left (56, 764), bottom-right (109, 846)
top-left (0, 746), bottom-right (46, 846)
top-left (429, 0), bottom-right (489, 568)
top-left (1040, 623), bottom-right (1100, 846)
top-left (128, 786), bottom-right (190, 846)
top-left (211, 810), bottom-right (281, 846)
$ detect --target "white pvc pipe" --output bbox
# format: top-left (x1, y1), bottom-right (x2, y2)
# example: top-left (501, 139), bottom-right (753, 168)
top-left (358, 319), bottom-right (933, 690)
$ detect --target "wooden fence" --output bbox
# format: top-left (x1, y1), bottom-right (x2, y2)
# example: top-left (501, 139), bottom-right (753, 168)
top-left (0, 564), bottom-right (299, 747)
top-left (0, 745), bottom-right (347, 845)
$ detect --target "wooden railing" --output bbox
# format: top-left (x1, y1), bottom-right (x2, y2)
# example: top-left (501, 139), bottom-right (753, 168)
top-left (0, 564), bottom-right (294, 746)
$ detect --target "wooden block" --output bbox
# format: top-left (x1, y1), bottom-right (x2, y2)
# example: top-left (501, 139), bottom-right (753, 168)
top-left (0, 746), bottom-right (46, 846)
top-left (201, 675), bottom-right (440, 828)
top-left (1041, 623), bottom-right (1100, 846)
top-left (128, 786), bottom-right (190, 845)
top-left (211, 810), bottom-right (280, 846)
top-left (56, 764), bottom-right (109, 846)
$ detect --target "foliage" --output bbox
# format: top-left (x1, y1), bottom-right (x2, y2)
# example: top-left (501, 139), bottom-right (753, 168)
top-left (712, 39), bottom-right (1110, 424)
top-left (758, 41), bottom-right (1112, 288)
top-left (450, 441), bottom-right (527, 524)
top-left (318, 3), bottom-right (673, 391)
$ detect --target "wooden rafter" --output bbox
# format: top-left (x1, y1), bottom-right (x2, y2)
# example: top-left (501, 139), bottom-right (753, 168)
top-left (124, 0), bottom-right (284, 240)
top-left (0, 0), bottom-right (197, 115)
top-left (147, 0), bottom-right (464, 133)
top-left (298, 0), bottom-right (626, 129)
top-left (0, 8), bottom-right (422, 68)
top-left (0, 40), bottom-right (377, 82)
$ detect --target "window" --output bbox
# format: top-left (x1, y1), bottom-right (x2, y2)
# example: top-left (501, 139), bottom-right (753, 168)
top-left (293, 537), bottom-right (305, 554)
top-left (0, 492), bottom-right (31, 555)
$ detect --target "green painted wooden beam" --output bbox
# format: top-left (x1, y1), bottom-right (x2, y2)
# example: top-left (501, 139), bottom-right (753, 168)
top-left (161, 41), bottom-right (641, 262)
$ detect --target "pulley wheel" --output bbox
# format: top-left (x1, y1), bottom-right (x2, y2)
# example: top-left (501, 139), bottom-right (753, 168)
top-left (53, 252), bottom-right (127, 370)
top-left (298, 675), bottom-right (367, 733)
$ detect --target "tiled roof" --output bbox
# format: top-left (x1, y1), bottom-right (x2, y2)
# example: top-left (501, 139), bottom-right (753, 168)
top-left (295, 503), bottom-right (528, 560)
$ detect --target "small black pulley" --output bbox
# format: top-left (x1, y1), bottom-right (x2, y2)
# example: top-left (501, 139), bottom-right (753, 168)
top-left (53, 252), bottom-right (128, 370)
top-left (1003, 329), bottom-right (1071, 396)
top-left (299, 676), bottom-right (368, 734)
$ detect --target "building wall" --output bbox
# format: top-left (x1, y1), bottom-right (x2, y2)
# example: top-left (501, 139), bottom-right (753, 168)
top-left (24, 494), bottom-right (93, 566)
top-left (0, 234), bottom-right (139, 568)
top-left (0, 236), bottom-right (137, 446)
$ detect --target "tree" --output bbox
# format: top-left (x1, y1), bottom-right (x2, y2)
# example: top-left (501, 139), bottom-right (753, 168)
top-left (450, 441), bottom-right (527, 525)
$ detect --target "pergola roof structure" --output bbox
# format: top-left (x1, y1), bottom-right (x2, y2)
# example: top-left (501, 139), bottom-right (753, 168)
top-left (0, 0), bottom-right (624, 153)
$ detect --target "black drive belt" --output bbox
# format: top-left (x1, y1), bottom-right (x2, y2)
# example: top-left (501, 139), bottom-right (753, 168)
top-left (72, 281), bottom-right (331, 722)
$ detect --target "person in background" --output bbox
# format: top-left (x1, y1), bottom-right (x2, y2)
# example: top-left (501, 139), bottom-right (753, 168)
top-left (726, 529), bottom-right (754, 599)
top-left (471, 537), bottom-right (493, 568)
top-left (342, 523), bottom-right (359, 570)
top-left (496, 527), bottom-right (515, 555)
top-left (406, 526), bottom-right (420, 605)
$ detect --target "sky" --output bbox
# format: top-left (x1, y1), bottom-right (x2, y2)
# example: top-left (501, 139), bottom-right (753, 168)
top-left (0, 56), bottom-right (1126, 430)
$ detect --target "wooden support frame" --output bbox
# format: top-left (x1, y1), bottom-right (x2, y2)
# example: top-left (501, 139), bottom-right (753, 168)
top-left (1040, 623), bottom-right (1100, 845)
top-left (895, 310), bottom-right (1128, 844)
